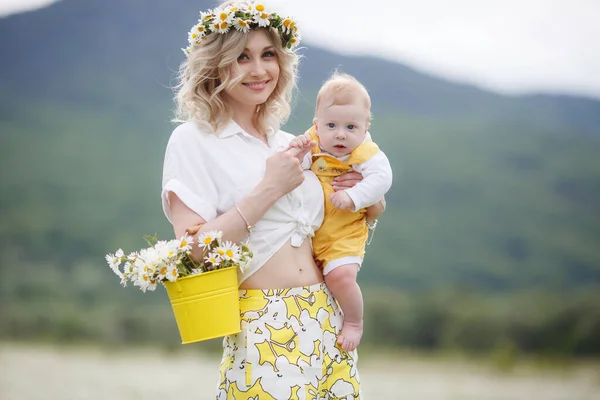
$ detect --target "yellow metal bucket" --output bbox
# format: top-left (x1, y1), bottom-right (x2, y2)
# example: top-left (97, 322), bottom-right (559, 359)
top-left (163, 267), bottom-right (241, 344)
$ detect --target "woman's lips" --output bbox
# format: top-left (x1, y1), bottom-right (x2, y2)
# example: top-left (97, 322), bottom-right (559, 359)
top-left (243, 80), bottom-right (268, 90)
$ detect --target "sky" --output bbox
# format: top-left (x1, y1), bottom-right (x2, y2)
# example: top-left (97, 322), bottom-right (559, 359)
top-left (2, 0), bottom-right (599, 99)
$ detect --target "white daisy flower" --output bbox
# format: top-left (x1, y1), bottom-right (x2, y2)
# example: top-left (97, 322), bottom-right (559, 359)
top-left (289, 33), bottom-right (300, 48)
top-left (134, 273), bottom-right (152, 292)
top-left (199, 10), bottom-right (214, 22)
top-left (205, 252), bottom-right (221, 266)
top-left (188, 23), bottom-right (207, 44)
top-left (178, 235), bottom-right (193, 251)
top-left (217, 241), bottom-right (241, 262)
top-left (165, 264), bottom-right (179, 282)
top-left (281, 17), bottom-right (295, 34)
top-left (253, 9), bottom-right (271, 28)
top-left (105, 250), bottom-right (122, 270)
top-left (252, 3), bottom-right (266, 15)
top-left (233, 17), bottom-right (252, 32)
top-left (197, 230), bottom-right (223, 248)
top-left (182, 46), bottom-right (192, 56)
top-left (212, 8), bottom-right (233, 33)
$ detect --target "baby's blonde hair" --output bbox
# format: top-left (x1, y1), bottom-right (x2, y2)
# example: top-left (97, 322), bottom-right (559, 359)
top-left (173, 0), bottom-right (299, 134)
top-left (315, 72), bottom-right (372, 122)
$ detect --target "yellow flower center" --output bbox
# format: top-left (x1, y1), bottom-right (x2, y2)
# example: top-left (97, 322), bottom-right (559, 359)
top-left (160, 267), bottom-right (167, 275)
top-left (220, 21), bottom-right (228, 29)
top-left (283, 19), bottom-right (291, 27)
top-left (239, 20), bottom-right (248, 27)
top-left (196, 26), bottom-right (204, 33)
top-left (171, 269), bottom-right (177, 277)
top-left (180, 240), bottom-right (188, 247)
top-left (226, 250), bottom-right (234, 258)
top-left (217, 249), bottom-right (225, 256)
top-left (219, 12), bottom-right (228, 21)
top-left (143, 275), bottom-right (148, 281)
top-left (260, 12), bottom-right (268, 19)
top-left (204, 237), bottom-right (212, 245)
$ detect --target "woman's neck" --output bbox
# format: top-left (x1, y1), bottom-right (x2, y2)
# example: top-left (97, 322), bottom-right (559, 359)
top-left (232, 107), bottom-right (267, 143)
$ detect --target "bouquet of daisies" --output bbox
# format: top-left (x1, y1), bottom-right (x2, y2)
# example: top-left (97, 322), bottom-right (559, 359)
top-left (105, 231), bottom-right (252, 293)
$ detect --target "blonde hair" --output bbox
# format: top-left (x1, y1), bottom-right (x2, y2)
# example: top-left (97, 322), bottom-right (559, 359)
top-left (315, 72), bottom-right (372, 122)
top-left (173, 0), bottom-right (299, 134)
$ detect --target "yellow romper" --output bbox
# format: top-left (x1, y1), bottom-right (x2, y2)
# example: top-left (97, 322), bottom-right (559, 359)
top-left (306, 127), bottom-right (381, 273)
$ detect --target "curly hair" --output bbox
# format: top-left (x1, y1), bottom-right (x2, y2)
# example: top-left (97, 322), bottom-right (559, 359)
top-left (173, 1), bottom-right (299, 134)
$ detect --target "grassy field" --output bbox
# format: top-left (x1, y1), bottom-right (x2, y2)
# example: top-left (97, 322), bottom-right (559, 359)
top-left (1, 343), bottom-right (599, 399)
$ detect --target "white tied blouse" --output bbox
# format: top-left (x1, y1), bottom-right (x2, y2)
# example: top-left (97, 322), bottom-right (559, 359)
top-left (161, 120), bottom-right (324, 284)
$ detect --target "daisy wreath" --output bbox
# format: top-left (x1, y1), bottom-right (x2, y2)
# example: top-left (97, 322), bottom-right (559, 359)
top-left (183, 2), bottom-right (300, 56)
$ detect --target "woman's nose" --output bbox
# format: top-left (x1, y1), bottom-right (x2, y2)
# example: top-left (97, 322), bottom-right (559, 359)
top-left (251, 59), bottom-right (266, 76)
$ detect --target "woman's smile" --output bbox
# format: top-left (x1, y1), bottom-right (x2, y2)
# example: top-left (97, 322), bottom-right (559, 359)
top-left (242, 80), bottom-right (269, 90)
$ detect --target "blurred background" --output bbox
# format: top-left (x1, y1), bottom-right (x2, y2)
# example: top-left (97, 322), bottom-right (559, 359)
top-left (1, 0), bottom-right (599, 399)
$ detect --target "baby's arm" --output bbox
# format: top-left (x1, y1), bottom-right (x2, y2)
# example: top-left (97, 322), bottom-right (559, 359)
top-left (344, 152), bottom-right (393, 212)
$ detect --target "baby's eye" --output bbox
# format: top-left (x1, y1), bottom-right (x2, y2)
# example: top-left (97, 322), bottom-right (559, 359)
top-left (327, 123), bottom-right (335, 128)
top-left (347, 124), bottom-right (355, 130)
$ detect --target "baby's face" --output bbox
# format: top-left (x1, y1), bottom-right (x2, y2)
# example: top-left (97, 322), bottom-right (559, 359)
top-left (315, 101), bottom-right (369, 157)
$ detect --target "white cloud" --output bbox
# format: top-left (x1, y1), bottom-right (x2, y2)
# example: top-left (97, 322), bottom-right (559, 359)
top-left (0, 0), bottom-right (57, 17)
top-left (3, 0), bottom-right (600, 99)
top-left (268, 0), bottom-right (600, 99)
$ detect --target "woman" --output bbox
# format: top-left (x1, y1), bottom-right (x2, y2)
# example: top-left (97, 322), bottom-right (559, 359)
top-left (161, 2), bottom-right (384, 398)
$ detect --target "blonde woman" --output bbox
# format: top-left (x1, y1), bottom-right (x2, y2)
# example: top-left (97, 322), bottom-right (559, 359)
top-left (161, 1), bottom-right (384, 398)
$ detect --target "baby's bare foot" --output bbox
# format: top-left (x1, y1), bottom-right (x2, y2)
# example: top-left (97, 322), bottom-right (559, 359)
top-left (336, 320), bottom-right (363, 351)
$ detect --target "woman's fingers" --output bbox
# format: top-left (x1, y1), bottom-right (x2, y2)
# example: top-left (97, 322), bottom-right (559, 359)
top-left (332, 171), bottom-right (363, 190)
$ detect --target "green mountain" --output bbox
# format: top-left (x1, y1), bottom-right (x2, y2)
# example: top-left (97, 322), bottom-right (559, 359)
top-left (1, 0), bottom-right (599, 292)
top-left (2, 0), bottom-right (600, 355)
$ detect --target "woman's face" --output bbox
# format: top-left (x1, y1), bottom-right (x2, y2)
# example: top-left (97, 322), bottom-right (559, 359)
top-left (225, 29), bottom-right (280, 114)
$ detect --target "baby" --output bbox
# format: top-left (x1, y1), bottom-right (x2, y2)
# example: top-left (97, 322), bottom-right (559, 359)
top-left (289, 72), bottom-right (393, 351)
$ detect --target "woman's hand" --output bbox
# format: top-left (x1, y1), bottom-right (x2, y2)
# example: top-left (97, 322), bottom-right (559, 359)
top-left (332, 171), bottom-right (386, 222)
top-left (331, 171), bottom-right (363, 191)
top-left (262, 146), bottom-right (314, 197)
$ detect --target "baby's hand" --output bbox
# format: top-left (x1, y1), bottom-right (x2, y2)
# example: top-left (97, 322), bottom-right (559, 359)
top-left (287, 134), bottom-right (316, 161)
top-left (289, 133), bottom-right (312, 148)
top-left (330, 190), bottom-right (355, 210)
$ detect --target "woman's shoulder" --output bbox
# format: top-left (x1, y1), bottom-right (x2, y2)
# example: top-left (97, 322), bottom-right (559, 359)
top-left (169, 121), bottom-right (214, 143)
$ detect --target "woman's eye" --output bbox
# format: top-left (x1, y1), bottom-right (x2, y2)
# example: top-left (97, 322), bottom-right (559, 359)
top-left (237, 53), bottom-right (249, 61)
top-left (347, 124), bottom-right (355, 130)
top-left (327, 123), bottom-right (335, 128)
top-left (262, 51), bottom-right (276, 58)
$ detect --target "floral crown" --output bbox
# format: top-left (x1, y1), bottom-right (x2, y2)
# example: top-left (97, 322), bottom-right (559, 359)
top-left (183, 2), bottom-right (300, 57)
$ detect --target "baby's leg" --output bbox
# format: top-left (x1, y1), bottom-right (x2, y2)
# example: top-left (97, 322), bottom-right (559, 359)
top-left (324, 263), bottom-right (363, 351)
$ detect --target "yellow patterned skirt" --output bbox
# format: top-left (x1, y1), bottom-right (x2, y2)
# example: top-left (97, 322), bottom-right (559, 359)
top-left (217, 282), bottom-right (361, 399)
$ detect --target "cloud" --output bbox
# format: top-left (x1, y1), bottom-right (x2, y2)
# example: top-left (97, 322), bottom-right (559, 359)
top-left (3, 0), bottom-right (600, 98)
top-left (269, 0), bottom-right (600, 98)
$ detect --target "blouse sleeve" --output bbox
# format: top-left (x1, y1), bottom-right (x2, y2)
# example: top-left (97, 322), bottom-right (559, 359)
top-left (161, 124), bottom-right (219, 224)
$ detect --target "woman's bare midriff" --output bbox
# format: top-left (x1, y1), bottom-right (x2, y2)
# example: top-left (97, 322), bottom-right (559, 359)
top-left (239, 239), bottom-right (323, 289)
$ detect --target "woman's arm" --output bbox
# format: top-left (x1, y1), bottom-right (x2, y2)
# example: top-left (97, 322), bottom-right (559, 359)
top-left (365, 196), bottom-right (386, 223)
top-left (168, 147), bottom-right (311, 260)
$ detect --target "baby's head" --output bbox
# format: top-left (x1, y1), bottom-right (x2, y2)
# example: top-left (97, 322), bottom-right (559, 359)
top-left (314, 73), bottom-right (371, 157)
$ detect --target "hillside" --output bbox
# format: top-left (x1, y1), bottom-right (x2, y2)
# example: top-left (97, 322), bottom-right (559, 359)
top-left (1, 0), bottom-right (599, 291)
